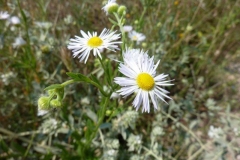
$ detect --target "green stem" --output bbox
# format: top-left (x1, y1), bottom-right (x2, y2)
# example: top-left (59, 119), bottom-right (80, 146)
top-left (61, 77), bottom-right (108, 97)
top-left (24, 131), bottom-right (36, 157)
top-left (61, 79), bottom-right (76, 87)
top-left (97, 57), bottom-right (115, 93)
top-left (142, 146), bottom-right (163, 160)
top-left (113, 13), bottom-right (126, 60)
top-left (85, 96), bottom-right (110, 147)
top-left (138, 7), bottom-right (147, 30)
top-left (89, 80), bottom-right (109, 97)
top-left (98, 57), bottom-right (106, 75)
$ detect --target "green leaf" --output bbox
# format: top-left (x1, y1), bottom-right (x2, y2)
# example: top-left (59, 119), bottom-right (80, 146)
top-left (100, 123), bottom-right (112, 129)
top-left (105, 60), bottom-right (113, 85)
top-left (0, 140), bottom-right (9, 152)
top-left (90, 74), bottom-right (101, 86)
top-left (108, 18), bottom-right (117, 25)
top-left (85, 119), bottom-right (95, 140)
top-left (44, 84), bottom-right (62, 91)
top-left (66, 72), bottom-right (90, 82)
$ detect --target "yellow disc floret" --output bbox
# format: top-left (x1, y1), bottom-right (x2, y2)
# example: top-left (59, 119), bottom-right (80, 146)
top-left (88, 37), bottom-right (103, 47)
top-left (136, 73), bottom-right (155, 91)
top-left (132, 35), bottom-right (138, 41)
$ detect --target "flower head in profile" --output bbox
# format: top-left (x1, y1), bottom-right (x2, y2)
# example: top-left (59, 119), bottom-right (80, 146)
top-left (123, 25), bottom-right (133, 32)
top-left (67, 28), bottom-right (121, 63)
top-left (128, 30), bottom-right (146, 44)
top-left (0, 11), bottom-right (10, 20)
top-left (102, 0), bottom-right (119, 15)
top-left (114, 48), bottom-right (173, 113)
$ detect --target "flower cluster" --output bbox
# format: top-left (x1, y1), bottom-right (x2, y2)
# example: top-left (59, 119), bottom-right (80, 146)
top-left (127, 134), bottom-right (142, 151)
top-left (42, 0), bottom-right (173, 116)
top-left (208, 125), bottom-right (224, 139)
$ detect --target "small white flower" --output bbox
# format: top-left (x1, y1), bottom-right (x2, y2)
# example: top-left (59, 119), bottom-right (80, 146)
top-left (12, 36), bottom-right (26, 48)
top-left (107, 149), bottom-right (115, 156)
top-left (1, 71), bottom-right (17, 85)
top-left (151, 126), bottom-right (164, 136)
top-left (128, 30), bottom-right (146, 44)
top-left (37, 109), bottom-right (49, 116)
top-left (9, 16), bottom-right (20, 25)
top-left (208, 125), bottom-right (224, 139)
top-left (40, 118), bottom-right (58, 134)
top-left (64, 14), bottom-right (73, 25)
top-left (0, 11), bottom-right (10, 20)
top-left (114, 48), bottom-right (173, 113)
top-left (127, 134), bottom-right (142, 151)
top-left (81, 97), bottom-right (90, 105)
top-left (110, 92), bottom-right (120, 99)
top-left (123, 25), bottom-right (133, 32)
top-left (102, 0), bottom-right (118, 15)
top-left (233, 128), bottom-right (239, 136)
top-left (68, 28), bottom-right (121, 63)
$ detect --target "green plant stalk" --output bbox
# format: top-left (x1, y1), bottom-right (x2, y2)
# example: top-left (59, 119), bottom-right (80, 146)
top-left (23, 130), bottom-right (36, 157)
top-left (98, 57), bottom-right (113, 89)
top-left (61, 79), bottom-right (76, 87)
top-left (85, 96), bottom-right (110, 148)
top-left (113, 13), bottom-right (126, 60)
top-left (138, 7), bottom-right (147, 30)
top-left (61, 78), bottom-right (108, 97)
top-left (90, 80), bottom-right (109, 97)
top-left (17, 0), bottom-right (35, 68)
top-left (142, 146), bottom-right (163, 160)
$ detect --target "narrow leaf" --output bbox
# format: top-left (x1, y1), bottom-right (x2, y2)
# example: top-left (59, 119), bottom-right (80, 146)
top-left (44, 84), bottom-right (62, 91)
top-left (66, 72), bottom-right (90, 82)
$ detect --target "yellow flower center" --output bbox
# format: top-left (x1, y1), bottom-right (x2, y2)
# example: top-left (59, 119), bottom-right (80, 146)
top-left (132, 35), bottom-right (138, 41)
top-left (136, 73), bottom-right (155, 91)
top-left (87, 37), bottom-right (103, 47)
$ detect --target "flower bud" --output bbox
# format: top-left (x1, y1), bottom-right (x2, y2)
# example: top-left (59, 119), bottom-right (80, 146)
top-left (106, 110), bottom-right (112, 116)
top-left (141, 42), bottom-right (147, 48)
top-left (157, 22), bottom-right (162, 27)
top-left (186, 25), bottom-right (193, 32)
top-left (103, 1), bottom-right (119, 15)
top-left (117, 5), bottom-right (127, 16)
top-left (38, 96), bottom-right (50, 110)
top-left (50, 99), bottom-right (62, 108)
top-left (41, 45), bottom-right (51, 54)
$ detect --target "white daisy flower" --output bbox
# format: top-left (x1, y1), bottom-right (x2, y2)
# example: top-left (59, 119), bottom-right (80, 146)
top-left (102, 0), bottom-right (119, 15)
top-left (128, 30), bottom-right (146, 44)
top-left (123, 25), bottom-right (133, 32)
top-left (0, 11), bottom-right (10, 20)
top-left (114, 48), bottom-right (173, 113)
top-left (67, 28), bottom-right (121, 63)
